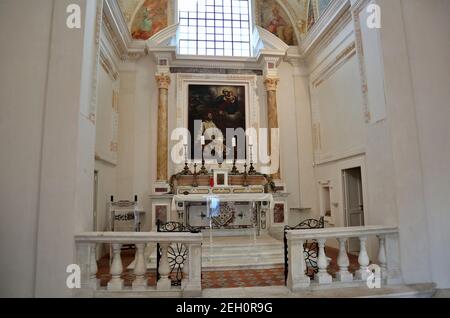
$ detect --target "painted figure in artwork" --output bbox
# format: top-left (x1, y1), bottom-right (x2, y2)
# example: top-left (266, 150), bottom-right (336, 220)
top-left (131, 0), bottom-right (168, 40)
top-left (259, 0), bottom-right (296, 45)
top-left (188, 85), bottom-right (246, 160)
top-left (266, 6), bottom-right (287, 35)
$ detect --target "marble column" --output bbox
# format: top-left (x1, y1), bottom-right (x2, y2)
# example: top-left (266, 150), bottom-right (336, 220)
top-left (155, 73), bottom-right (171, 183)
top-left (264, 76), bottom-right (281, 179)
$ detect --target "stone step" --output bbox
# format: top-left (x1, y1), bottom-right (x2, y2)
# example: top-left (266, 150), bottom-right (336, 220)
top-left (202, 245), bottom-right (284, 255)
top-left (135, 235), bottom-right (286, 271)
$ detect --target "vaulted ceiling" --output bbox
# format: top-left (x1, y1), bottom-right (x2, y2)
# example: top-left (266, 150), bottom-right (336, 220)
top-left (117, 0), bottom-right (333, 44)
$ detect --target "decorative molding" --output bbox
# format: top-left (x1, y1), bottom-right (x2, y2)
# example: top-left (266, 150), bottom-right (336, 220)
top-left (351, 0), bottom-right (372, 123)
top-left (103, 0), bottom-right (146, 61)
top-left (146, 25), bottom-right (287, 71)
top-left (314, 147), bottom-right (366, 166)
top-left (300, 0), bottom-right (351, 57)
top-left (170, 67), bottom-right (263, 75)
top-left (99, 38), bottom-right (120, 81)
top-left (311, 41), bottom-right (356, 88)
top-left (86, 0), bottom-right (105, 125)
top-left (175, 73), bottom-right (260, 172)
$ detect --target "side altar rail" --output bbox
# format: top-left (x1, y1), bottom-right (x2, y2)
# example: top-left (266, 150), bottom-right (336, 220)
top-left (286, 226), bottom-right (403, 291)
top-left (74, 232), bottom-right (203, 297)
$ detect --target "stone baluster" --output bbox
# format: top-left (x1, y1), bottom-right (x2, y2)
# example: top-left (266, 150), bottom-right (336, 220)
top-left (287, 239), bottom-right (310, 291)
top-left (107, 243), bottom-right (124, 290)
top-left (183, 243), bottom-right (202, 296)
top-left (356, 236), bottom-right (370, 280)
top-left (315, 238), bottom-right (332, 284)
top-left (89, 243), bottom-right (99, 289)
top-left (132, 243), bottom-right (147, 290)
top-left (157, 243), bottom-right (171, 290)
top-left (181, 246), bottom-right (190, 290)
top-left (336, 238), bottom-right (353, 282)
top-left (385, 233), bottom-right (403, 284)
top-left (377, 235), bottom-right (387, 280)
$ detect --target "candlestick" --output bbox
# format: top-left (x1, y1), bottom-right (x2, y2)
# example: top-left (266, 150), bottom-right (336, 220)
top-left (192, 164), bottom-right (198, 187)
top-left (199, 144), bottom-right (208, 175)
top-left (230, 142), bottom-right (239, 175)
top-left (182, 144), bottom-right (192, 175)
top-left (243, 163), bottom-right (249, 187)
top-left (248, 143), bottom-right (256, 175)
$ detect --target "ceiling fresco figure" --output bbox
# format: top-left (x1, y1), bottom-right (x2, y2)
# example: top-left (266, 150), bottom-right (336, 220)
top-left (131, 0), bottom-right (168, 40)
top-left (257, 0), bottom-right (297, 46)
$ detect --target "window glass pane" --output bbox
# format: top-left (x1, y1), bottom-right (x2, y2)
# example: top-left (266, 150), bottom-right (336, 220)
top-left (178, 0), bottom-right (251, 57)
top-left (198, 48), bottom-right (206, 55)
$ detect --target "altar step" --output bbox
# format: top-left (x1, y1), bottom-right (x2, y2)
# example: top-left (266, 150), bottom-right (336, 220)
top-left (143, 235), bottom-right (285, 271)
top-left (201, 235), bottom-right (285, 271)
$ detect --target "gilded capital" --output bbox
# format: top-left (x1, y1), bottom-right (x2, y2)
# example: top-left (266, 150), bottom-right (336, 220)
top-left (264, 77), bottom-right (280, 91)
top-left (155, 73), bottom-right (171, 89)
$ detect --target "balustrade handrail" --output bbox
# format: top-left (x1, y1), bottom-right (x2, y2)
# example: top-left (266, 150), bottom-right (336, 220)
top-left (285, 225), bottom-right (403, 291)
top-left (75, 231), bottom-right (203, 244)
top-left (287, 225), bottom-right (398, 241)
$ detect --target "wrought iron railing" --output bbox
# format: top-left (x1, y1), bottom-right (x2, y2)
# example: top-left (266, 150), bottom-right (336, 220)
top-left (284, 217), bottom-right (325, 283)
top-left (156, 220), bottom-right (201, 286)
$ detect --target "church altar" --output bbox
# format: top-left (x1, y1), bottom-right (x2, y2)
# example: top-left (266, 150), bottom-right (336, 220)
top-left (150, 184), bottom-right (289, 237)
top-left (171, 190), bottom-right (274, 234)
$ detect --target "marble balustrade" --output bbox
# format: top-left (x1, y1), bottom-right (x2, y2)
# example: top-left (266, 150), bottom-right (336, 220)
top-left (286, 226), bottom-right (403, 291)
top-left (74, 232), bottom-right (203, 297)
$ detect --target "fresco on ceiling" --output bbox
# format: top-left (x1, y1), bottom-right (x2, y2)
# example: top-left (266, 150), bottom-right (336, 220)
top-left (306, 0), bottom-right (316, 31)
top-left (258, 0), bottom-right (297, 46)
top-left (296, 0), bottom-right (332, 38)
top-left (131, 0), bottom-right (168, 40)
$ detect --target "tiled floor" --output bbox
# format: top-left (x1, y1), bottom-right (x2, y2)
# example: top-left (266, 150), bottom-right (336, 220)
top-left (97, 246), bottom-right (360, 289)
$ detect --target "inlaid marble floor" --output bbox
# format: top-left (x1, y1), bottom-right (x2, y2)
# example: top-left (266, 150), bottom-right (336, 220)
top-left (96, 244), bottom-right (359, 289)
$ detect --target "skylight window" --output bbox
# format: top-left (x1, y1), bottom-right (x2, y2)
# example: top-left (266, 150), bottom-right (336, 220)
top-left (178, 0), bottom-right (252, 57)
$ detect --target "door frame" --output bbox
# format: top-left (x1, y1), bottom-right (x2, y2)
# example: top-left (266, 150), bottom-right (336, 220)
top-left (337, 156), bottom-right (369, 228)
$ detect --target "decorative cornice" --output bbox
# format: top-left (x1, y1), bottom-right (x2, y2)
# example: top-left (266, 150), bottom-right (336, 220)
top-left (300, 0), bottom-right (351, 57)
top-left (170, 67), bottom-right (263, 76)
top-left (311, 41), bottom-right (356, 88)
top-left (103, 0), bottom-right (146, 60)
top-left (99, 38), bottom-right (120, 81)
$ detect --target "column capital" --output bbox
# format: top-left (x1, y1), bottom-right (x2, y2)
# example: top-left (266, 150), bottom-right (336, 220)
top-left (155, 73), bottom-right (171, 89)
top-left (264, 77), bottom-right (280, 91)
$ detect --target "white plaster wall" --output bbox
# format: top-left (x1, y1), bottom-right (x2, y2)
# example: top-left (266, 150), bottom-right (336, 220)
top-left (306, 22), bottom-right (367, 227)
top-left (277, 62), bottom-right (301, 209)
top-left (95, 67), bottom-right (116, 162)
top-left (0, 0), bottom-right (54, 297)
top-left (116, 57), bottom-right (159, 230)
top-left (373, 0), bottom-right (432, 284)
top-left (1, 0), bottom-right (99, 297)
top-left (305, 13), bottom-right (397, 256)
top-left (34, 0), bottom-right (99, 297)
top-left (310, 52), bottom-right (366, 163)
top-left (94, 66), bottom-right (119, 236)
top-left (401, 0), bottom-right (450, 288)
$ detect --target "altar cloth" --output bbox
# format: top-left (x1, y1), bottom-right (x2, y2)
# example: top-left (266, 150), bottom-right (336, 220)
top-left (171, 193), bottom-right (274, 214)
